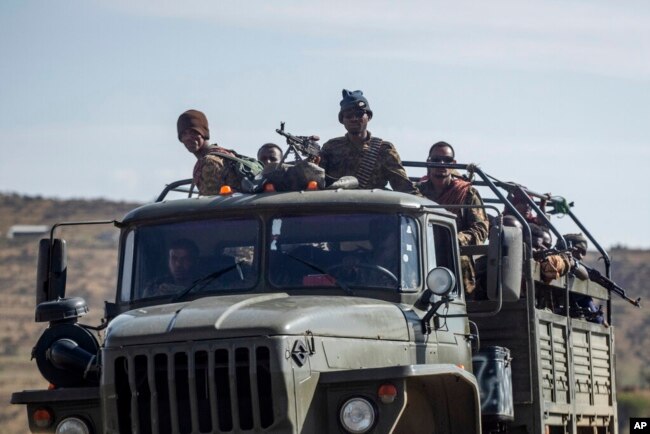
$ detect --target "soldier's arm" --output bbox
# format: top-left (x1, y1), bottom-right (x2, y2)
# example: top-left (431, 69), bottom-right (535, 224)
top-left (198, 155), bottom-right (226, 195)
top-left (381, 142), bottom-right (420, 195)
top-left (318, 140), bottom-right (336, 185)
top-left (457, 189), bottom-right (489, 246)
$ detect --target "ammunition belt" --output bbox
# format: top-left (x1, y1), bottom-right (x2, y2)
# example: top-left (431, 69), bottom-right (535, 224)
top-left (355, 137), bottom-right (382, 189)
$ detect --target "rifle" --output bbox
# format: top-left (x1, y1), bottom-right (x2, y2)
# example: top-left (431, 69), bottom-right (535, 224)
top-left (578, 261), bottom-right (641, 308)
top-left (275, 122), bottom-right (321, 164)
top-left (533, 248), bottom-right (572, 262)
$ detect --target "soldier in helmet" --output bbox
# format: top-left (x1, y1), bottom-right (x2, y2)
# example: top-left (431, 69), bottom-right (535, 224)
top-left (530, 223), bottom-right (572, 284)
top-left (564, 233), bottom-right (589, 280)
top-left (319, 89), bottom-right (418, 194)
top-left (562, 233), bottom-right (607, 325)
top-left (177, 109), bottom-right (243, 195)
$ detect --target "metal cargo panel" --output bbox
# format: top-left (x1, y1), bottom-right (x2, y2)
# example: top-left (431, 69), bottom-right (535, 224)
top-left (571, 321), bottom-right (614, 409)
top-left (538, 318), bottom-right (569, 406)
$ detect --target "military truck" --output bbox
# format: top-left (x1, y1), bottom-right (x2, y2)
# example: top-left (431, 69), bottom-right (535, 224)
top-left (12, 162), bottom-right (621, 433)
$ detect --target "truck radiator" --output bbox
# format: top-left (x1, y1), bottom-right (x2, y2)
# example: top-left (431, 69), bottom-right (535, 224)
top-left (114, 346), bottom-right (274, 434)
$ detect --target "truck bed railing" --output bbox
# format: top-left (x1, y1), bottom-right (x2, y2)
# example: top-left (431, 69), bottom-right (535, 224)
top-left (403, 160), bottom-right (614, 323)
top-left (156, 178), bottom-right (194, 202)
top-left (404, 160), bottom-right (610, 275)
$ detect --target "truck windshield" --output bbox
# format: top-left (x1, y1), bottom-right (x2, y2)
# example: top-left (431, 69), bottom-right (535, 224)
top-left (125, 218), bottom-right (259, 301)
top-left (269, 214), bottom-right (420, 291)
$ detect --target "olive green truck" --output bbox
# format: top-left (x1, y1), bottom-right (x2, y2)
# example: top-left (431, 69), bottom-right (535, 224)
top-left (12, 165), bottom-right (620, 433)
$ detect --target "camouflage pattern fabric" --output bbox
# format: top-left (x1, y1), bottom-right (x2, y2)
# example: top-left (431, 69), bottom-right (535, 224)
top-left (416, 179), bottom-right (489, 246)
top-left (193, 145), bottom-right (244, 195)
top-left (540, 253), bottom-right (572, 283)
top-left (320, 132), bottom-right (418, 194)
top-left (417, 178), bottom-right (489, 294)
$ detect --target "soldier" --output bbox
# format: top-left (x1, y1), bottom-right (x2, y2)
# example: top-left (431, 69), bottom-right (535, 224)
top-left (177, 109), bottom-right (243, 195)
top-left (563, 233), bottom-right (606, 324)
top-left (530, 223), bottom-right (572, 284)
top-left (144, 239), bottom-right (200, 297)
top-left (564, 233), bottom-right (588, 280)
top-left (504, 187), bottom-right (549, 226)
top-left (319, 89), bottom-right (418, 194)
top-left (257, 143), bottom-right (283, 167)
top-left (417, 141), bottom-right (489, 294)
top-left (418, 142), bottom-right (489, 246)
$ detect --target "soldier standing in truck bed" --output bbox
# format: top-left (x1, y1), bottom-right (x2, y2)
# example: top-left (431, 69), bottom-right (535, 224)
top-left (177, 109), bottom-right (243, 195)
top-left (417, 141), bottom-right (489, 293)
top-left (319, 89), bottom-right (418, 194)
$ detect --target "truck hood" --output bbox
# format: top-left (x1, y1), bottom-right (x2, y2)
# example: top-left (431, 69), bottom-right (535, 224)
top-left (104, 293), bottom-right (409, 347)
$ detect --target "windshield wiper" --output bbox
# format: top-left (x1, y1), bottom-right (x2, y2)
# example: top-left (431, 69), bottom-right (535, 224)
top-left (171, 262), bottom-right (240, 302)
top-left (283, 252), bottom-right (354, 296)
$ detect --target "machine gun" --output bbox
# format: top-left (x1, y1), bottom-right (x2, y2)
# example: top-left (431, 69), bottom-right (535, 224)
top-left (578, 261), bottom-right (641, 308)
top-left (276, 122), bottom-right (321, 164)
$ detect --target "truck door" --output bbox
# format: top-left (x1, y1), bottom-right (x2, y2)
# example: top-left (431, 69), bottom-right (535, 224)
top-left (426, 220), bottom-right (471, 364)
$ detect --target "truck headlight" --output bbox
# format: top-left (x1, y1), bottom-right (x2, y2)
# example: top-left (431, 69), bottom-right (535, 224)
top-left (55, 417), bottom-right (90, 434)
top-left (339, 397), bottom-right (376, 433)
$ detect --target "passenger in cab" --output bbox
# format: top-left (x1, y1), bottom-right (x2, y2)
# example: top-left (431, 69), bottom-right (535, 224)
top-left (177, 109), bottom-right (245, 195)
top-left (319, 89), bottom-right (418, 194)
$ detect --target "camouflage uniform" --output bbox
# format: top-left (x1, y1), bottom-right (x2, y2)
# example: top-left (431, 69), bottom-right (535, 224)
top-left (320, 132), bottom-right (418, 194)
top-left (193, 145), bottom-right (243, 196)
top-left (416, 178), bottom-right (489, 246)
top-left (417, 178), bottom-right (489, 294)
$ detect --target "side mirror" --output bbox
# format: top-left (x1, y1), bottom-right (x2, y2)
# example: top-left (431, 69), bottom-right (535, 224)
top-left (36, 238), bottom-right (67, 305)
top-left (486, 225), bottom-right (523, 301)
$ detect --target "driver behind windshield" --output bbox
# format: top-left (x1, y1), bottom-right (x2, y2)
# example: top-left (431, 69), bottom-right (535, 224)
top-left (144, 239), bottom-right (199, 297)
top-left (333, 220), bottom-right (399, 288)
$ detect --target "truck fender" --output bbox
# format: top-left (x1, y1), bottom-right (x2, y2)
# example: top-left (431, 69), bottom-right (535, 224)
top-left (319, 364), bottom-right (480, 434)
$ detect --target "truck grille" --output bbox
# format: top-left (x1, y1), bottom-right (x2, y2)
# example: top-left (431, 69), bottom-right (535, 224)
top-left (114, 345), bottom-right (274, 433)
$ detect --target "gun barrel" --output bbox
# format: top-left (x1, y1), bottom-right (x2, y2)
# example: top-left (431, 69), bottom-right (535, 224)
top-left (583, 263), bottom-right (642, 308)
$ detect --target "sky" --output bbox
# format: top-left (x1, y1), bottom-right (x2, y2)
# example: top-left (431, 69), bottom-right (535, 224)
top-left (0, 0), bottom-right (648, 249)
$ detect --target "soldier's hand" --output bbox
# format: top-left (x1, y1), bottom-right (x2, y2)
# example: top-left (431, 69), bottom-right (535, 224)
top-left (540, 256), bottom-right (561, 283)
